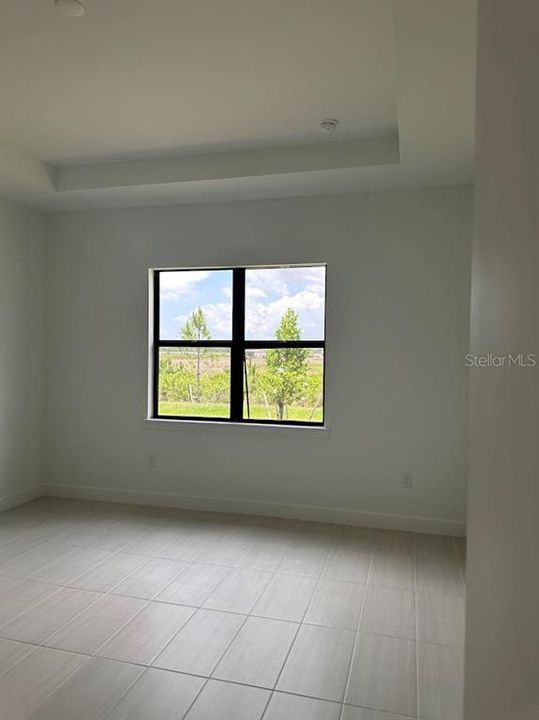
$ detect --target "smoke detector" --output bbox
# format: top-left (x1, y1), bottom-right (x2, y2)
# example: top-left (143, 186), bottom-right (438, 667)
top-left (55, 0), bottom-right (85, 17)
top-left (320, 119), bottom-right (340, 134)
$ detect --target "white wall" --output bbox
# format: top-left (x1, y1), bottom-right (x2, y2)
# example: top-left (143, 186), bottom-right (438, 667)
top-left (0, 196), bottom-right (44, 508)
top-left (44, 187), bottom-right (472, 534)
top-left (465, 1), bottom-right (539, 717)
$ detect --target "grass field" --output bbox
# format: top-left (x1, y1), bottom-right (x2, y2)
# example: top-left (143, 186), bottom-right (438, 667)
top-left (158, 401), bottom-right (323, 422)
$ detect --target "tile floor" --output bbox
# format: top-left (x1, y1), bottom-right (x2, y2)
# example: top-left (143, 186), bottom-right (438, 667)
top-left (0, 498), bottom-right (466, 720)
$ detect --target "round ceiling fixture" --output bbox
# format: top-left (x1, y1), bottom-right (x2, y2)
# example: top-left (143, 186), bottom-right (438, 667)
top-left (320, 118), bottom-right (340, 134)
top-left (55, 0), bottom-right (85, 17)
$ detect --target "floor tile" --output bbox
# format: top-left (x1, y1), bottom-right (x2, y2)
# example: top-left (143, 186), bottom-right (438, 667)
top-left (0, 517), bottom-right (42, 544)
top-left (322, 531), bottom-right (372, 583)
top-left (277, 624), bottom-right (355, 702)
top-left (0, 575), bottom-right (26, 594)
top-left (237, 532), bottom-right (290, 572)
top-left (0, 539), bottom-right (39, 566)
top-left (84, 521), bottom-right (141, 552)
top-left (0, 501), bottom-right (466, 720)
top-left (154, 608), bottom-right (244, 676)
top-left (120, 526), bottom-right (182, 557)
top-left (184, 679), bottom-right (270, 720)
top-left (31, 656), bottom-right (142, 720)
top-left (107, 668), bottom-right (205, 720)
top-left (214, 616), bottom-right (297, 688)
top-left (54, 517), bottom-right (113, 548)
top-left (46, 594), bottom-right (146, 654)
top-left (156, 563), bottom-right (230, 606)
top-left (252, 573), bottom-right (317, 622)
top-left (0, 587), bottom-right (99, 644)
top-left (341, 707), bottom-right (413, 720)
top-left (264, 692), bottom-right (341, 720)
top-left (0, 646), bottom-right (87, 718)
top-left (0, 579), bottom-right (57, 626)
top-left (198, 529), bottom-right (257, 567)
top-left (374, 530), bottom-right (414, 554)
top-left (31, 547), bottom-right (112, 586)
top-left (304, 580), bottom-right (365, 630)
top-left (69, 553), bottom-right (146, 592)
top-left (0, 637), bottom-right (34, 676)
top-left (346, 633), bottom-right (416, 716)
top-left (369, 550), bottom-right (414, 590)
top-left (360, 586), bottom-right (415, 640)
top-left (279, 533), bottom-right (333, 576)
top-left (417, 642), bottom-right (464, 720)
top-left (0, 542), bottom-right (80, 580)
top-left (416, 592), bottom-right (465, 647)
top-left (415, 535), bottom-right (458, 563)
top-left (111, 558), bottom-right (187, 600)
top-left (415, 559), bottom-right (465, 597)
top-left (98, 601), bottom-right (194, 665)
top-left (157, 529), bottom-right (214, 562)
top-left (202, 568), bottom-right (272, 613)
top-left (19, 520), bottom-right (72, 544)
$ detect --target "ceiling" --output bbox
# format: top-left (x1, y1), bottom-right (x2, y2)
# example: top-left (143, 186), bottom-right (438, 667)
top-left (0, 0), bottom-right (476, 210)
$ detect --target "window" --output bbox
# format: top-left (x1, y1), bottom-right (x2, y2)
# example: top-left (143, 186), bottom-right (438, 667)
top-left (151, 264), bottom-right (326, 425)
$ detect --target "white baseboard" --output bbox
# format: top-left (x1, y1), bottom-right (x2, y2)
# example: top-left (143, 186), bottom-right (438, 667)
top-left (43, 483), bottom-right (466, 536)
top-left (0, 485), bottom-right (43, 512)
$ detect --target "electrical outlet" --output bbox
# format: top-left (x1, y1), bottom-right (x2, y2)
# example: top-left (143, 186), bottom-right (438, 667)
top-left (401, 472), bottom-right (414, 489)
top-left (147, 452), bottom-right (157, 469)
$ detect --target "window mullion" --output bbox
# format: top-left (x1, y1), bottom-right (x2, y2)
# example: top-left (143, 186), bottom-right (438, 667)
top-left (230, 267), bottom-right (246, 421)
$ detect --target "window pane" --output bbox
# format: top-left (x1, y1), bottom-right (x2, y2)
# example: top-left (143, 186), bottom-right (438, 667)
top-left (243, 348), bottom-right (324, 423)
top-left (159, 269), bottom-right (232, 341)
top-left (245, 266), bottom-right (325, 341)
top-left (158, 348), bottom-right (230, 418)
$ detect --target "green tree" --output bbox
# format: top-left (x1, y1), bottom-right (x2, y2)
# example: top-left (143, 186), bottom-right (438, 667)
top-left (181, 307), bottom-right (210, 402)
top-left (263, 308), bottom-right (308, 420)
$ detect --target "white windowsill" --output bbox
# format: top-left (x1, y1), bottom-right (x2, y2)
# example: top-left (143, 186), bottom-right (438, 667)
top-left (142, 417), bottom-right (330, 438)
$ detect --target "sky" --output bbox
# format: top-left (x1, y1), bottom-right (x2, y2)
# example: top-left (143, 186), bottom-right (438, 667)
top-left (159, 266), bottom-right (325, 341)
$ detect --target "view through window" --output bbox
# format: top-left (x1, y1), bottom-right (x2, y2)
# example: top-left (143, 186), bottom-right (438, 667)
top-left (152, 265), bottom-right (326, 425)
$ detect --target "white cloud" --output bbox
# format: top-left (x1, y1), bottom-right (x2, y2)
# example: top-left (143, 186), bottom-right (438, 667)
top-left (246, 266), bottom-right (325, 296)
top-left (174, 303), bottom-right (232, 339)
top-left (246, 268), bottom-right (288, 297)
top-left (245, 289), bottom-right (324, 339)
top-left (198, 302), bottom-right (233, 339)
top-left (160, 270), bottom-right (210, 301)
top-left (246, 287), bottom-right (266, 298)
top-left (184, 290), bottom-right (324, 340)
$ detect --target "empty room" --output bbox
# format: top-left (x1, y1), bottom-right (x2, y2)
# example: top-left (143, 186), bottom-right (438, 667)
top-left (0, 1), bottom-right (537, 719)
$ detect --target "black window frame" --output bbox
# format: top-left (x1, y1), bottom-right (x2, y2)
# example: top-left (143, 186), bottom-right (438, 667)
top-left (151, 264), bottom-right (326, 426)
